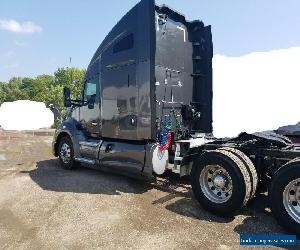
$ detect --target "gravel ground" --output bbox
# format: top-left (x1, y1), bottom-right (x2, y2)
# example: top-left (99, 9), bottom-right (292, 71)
top-left (0, 131), bottom-right (299, 249)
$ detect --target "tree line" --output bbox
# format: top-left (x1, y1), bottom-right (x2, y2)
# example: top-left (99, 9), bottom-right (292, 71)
top-left (0, 67), bottom-right (86, 126)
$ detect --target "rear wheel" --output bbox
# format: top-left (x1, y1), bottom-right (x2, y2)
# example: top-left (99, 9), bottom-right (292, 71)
top-left (270, 160), bottom-right (300, 238)
top-left (219, 147), bottom-right (258, 201)
top-left (191, 150), bottom-right (251, 216)
top-left (58, 136), bottom-right (79, 170)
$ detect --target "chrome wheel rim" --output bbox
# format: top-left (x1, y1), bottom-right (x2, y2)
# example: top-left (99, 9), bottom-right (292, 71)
top-left (200, 165), bottom-right (233, 203)
top-left (59, 143), bottom-right (71, 164)
top-left (283, 178), bottom-right (300, 223)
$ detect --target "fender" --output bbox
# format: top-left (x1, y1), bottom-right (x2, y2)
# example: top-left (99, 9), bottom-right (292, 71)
top-left (52, 118), bottom-right (86, 158)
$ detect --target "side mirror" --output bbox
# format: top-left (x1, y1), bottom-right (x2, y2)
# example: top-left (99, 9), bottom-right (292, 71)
top-left (88, 95), bottom-right (95, 109)
top-left (63, 87), bottom-right (71, 107)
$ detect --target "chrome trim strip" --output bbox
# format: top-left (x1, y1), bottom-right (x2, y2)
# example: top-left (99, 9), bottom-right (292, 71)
top-left (79, 141), bottom-right (100, 147)
top-left (74, 157), bottom-right (96, 164)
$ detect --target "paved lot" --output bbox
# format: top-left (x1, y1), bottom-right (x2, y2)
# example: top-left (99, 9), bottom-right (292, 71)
top-left (0, 131), bottom-right (298, 249)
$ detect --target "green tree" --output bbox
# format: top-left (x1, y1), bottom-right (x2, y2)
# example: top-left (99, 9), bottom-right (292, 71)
top-left (21, 75), bottom-right (54, 102)
top-left (3, 77), bottom-right (29, 102)
top-left (0, 82), bottom-right (7, 105)
top-left (54, 67), bottom-right (85, 100)
top-left (0, 67), bottom-right (85, 127)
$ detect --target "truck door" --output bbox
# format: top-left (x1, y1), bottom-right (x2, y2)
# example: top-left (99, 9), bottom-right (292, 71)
top-left (79, 74), bottom-right (101, 138)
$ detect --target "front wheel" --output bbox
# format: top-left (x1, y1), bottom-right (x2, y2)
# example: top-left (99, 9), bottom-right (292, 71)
top-left (58, 136), bottom-right (79, 170)
top-left (270, 160), bottom-right (300, 238)
top-left (191, 150), bottom-right (251, 217)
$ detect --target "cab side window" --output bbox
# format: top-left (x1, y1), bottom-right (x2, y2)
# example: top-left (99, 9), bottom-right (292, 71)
top-left (83, 75), bottom-right (98, 103)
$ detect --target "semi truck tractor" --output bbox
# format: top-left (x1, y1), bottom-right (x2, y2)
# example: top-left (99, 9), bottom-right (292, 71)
top-left (52, 0), bottom-right (300, 237)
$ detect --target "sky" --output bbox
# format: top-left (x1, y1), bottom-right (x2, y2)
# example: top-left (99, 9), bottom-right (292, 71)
top-left (0, 0), bottom-right (300, 82)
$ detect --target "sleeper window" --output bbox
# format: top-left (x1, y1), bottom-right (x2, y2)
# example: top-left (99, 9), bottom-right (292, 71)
top-left (113, 34), bottom-right (134, 53)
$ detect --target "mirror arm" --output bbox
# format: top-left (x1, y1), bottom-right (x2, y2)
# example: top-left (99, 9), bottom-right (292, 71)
top-left (70, 99), bottom-right (82, 103)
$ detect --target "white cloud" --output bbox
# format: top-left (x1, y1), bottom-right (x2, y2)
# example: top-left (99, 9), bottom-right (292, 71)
top-left (213, 47), bottom-right (300, 138)
top-left (0, 19), bottom-right (42, 33)
top-left (14, 40), bottom-right (28, 47)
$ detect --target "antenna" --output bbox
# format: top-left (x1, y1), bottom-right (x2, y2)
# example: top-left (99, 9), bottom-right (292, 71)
top-left (69, 57), bottom-right (73, 86)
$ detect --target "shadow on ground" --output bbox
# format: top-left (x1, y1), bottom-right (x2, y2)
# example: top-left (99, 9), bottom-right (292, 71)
top-left (27, 159), bottom-right (232, 225)
top-left (26, 159), bottom-right (299, 245)
top-left (25, 159), bottom-right (152, 195)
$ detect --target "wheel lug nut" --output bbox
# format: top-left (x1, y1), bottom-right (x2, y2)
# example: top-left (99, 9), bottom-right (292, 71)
top-left (292, 201), bottom-right (297, 206)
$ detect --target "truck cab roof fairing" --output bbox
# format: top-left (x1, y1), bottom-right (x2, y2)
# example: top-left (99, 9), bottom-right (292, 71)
top-left (86, 0), bottom-right (156, 140)
top-left (87, 0), bottom-right (155, 71)
top-left (85, 0), bottom-right (213, 140)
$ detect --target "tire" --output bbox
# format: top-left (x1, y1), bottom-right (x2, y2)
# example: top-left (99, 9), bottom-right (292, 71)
top-left (191, 150), bottom-right (251, 217)
top-left (219, 147), bottom-right (258, 201)
top-left (58, 136), bottom-right (79, 170)
top-left (269, 159), bottom-right (300, 238)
